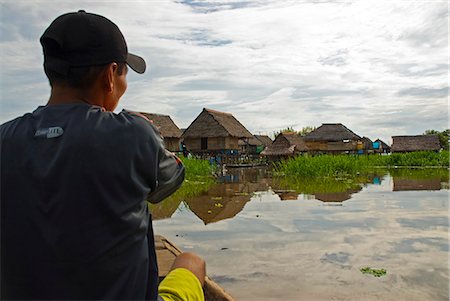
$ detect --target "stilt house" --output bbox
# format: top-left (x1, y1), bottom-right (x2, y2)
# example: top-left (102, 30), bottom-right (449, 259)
top-left (181, 108), bottom-right (253, 154)
top-left (391, 135), bottom-right (441, 153)
top-left (303, 123), bottom-right (361, 154)
top-left (139, 112), bottom-right (182, 152)
top-left (261, 132), bottom-right (308, 160)
top-left (373, 139), bottom-right (390, 154)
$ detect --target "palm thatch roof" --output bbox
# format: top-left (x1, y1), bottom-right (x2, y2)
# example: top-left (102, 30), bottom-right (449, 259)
top-left (139, 112), bottom-right (182, 138)
top-left (304, 123), bottom-right (361, 142)
top-left (238, 135), bottom-right (263, 146)
top-left (182, 108), bottom-right (253, 139)
top-left (261, 132), bottom-right (307, 156)
top-left (361, 136), bottom-right (373, 149)
top-left (391, 135), bottom-right (441, 152)
top-left (255, 135), bottom-right (273, 147)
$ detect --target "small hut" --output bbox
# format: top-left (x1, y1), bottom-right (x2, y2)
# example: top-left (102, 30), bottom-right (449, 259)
top-left (261, 132), bottom-right (307, 160)
top-left (391, 135), bottom-right (441, 153)
top-left (139, 112), bottom-right (182, 152)
top-left (254, 135), bottom-right (273, 148)
top-left (373, 139), bottom-right (390, 154)
top-left (303, 123), bottom-right (361, 154)
top-left (239, 135), bottom-right (263, 155)
top-left (182, 108), bottom-right (253, 155)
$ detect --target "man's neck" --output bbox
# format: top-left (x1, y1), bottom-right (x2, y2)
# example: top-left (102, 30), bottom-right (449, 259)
top-left (47, 85), bottom-right (102, 107)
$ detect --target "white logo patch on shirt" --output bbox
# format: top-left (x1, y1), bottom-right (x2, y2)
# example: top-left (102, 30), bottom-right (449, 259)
top-left (35, 127), bottom-right (64, 139)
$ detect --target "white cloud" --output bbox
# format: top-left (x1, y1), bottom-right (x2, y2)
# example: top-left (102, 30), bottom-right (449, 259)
top-left (1, 0), bottom-right (448, 143)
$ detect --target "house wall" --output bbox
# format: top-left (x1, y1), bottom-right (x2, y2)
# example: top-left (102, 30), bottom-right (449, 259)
top-left (183, 136), bottom-right (239, 152)
top-left (306, 140), bottom-right (359, 153)
top-left (164, 138), bottom-right (181, 152)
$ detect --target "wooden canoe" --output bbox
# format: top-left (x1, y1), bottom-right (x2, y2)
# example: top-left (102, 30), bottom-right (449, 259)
top-left (155, 235), bottom-right (235, 301)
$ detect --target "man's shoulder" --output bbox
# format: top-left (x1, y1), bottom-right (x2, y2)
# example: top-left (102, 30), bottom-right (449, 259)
top-left (118, 110), bottom-right (160, 136)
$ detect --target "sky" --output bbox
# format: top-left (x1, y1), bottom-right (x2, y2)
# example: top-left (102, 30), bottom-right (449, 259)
top-left (0, 0), bottom-right (448, 143)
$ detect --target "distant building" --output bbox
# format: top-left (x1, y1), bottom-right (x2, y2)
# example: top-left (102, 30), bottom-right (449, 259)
top-left (254, 135), bottom-right (273, 148)
top-left (261, 132), bottom-right (308, 160)
top-left (391, 135), bottom-right (441, 153)
top-left (181, 108), bottom-right (253, 154)
top-left (139, 112), bottom-right (182, 152)
top-left (239, 135), bottom-right (263, 155)
top-left (360, 136), bottom-right (374, 154)
top-left (304, 123), bottom-right (361, 154)
top-left (373, 139), bottom-right (391, 154)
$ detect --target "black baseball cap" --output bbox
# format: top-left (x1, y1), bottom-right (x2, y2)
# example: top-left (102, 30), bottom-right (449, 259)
top-left (40, 10), bottom-right (146, 75)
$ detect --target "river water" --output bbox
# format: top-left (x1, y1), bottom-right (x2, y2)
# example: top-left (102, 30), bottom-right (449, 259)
top-left (152, 168), bottom-right (449, 301)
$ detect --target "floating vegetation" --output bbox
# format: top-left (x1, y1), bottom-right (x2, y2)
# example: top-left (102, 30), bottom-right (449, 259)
top-left (360, 267), bottom-right (387, 277)
top-left (274, 151), bottom-right (449, 179)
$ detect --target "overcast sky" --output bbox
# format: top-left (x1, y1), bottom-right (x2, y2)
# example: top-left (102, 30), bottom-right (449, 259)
top-left (0, 0), bottom-right (448, 143)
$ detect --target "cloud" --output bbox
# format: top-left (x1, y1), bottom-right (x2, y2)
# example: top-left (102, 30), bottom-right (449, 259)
top-left (1, 0), bottom-right (448, 143)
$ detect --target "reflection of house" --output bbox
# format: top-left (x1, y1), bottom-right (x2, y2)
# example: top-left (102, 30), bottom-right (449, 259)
top-left (303, 123), bottom-right (361, 154)
top-left (150, 198), bottom-right (182, 220)
top-left (393, 178), bottom-right (441, 191)
top-left (185, 183), bottom-right (252, 225)
top-left (182, 108), bottom-right (253, 154)
top-left (261, 132), bottom-right (307, 160)
top-left (373, 139), bottom-right (390, 154)
top-left (274, 190), bottom-right (299, 200)
top-left (314, 191), bottom-right (355, 202)
top-left (139, 112), bottom-right (182, 151)
top-left (391, 135), bottom-right (441, 153)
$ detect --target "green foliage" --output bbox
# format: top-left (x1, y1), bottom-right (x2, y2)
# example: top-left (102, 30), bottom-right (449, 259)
top-left (273, 126), bottom-right (316, 138)
top-left (274, 151), bottom-right (449, 179)
top-left (360, 267), bottom-right (387, 277)
top-left (180, 156), bottom-right (216, 180)
top-left (423, 129), bottom-right (449, 150)
top-left (298, 126), bottom-right (316, 136)
top-left (385, 151), bottom-right (449, 167)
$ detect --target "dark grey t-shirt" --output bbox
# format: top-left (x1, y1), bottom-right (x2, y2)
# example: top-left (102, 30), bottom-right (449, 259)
top-left (0, 103), bottom-right (184, 300)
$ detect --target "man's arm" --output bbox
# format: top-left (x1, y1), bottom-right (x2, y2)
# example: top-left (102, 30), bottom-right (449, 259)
top-left (148, 146), bottom-right (185, 204)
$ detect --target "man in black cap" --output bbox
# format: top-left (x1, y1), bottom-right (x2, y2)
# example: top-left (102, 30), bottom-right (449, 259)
top-left (1, 11), bottom-right (205, 301)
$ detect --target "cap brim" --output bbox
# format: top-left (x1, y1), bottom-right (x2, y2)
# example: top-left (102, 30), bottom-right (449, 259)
top-left (127, 53), bottom-right (146, 74)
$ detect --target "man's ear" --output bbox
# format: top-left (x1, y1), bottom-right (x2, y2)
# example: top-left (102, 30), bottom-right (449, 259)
top-left (104, 62), bottom-right (118, 93)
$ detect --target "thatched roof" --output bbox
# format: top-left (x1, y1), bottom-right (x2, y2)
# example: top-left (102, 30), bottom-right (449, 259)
top-left (391, 135), bottom-right (440, 152)
top-left (361, 136), bottom-right (373, 149)
top-left (238, 135), bottom-right (263, 146)
top-left (261, 132), bottom-right (307, 156)
top-left (182, 108), bottom-right (253, 139)
top-left (304, 123), bottom-right (361, 142)
top-left (255, 135), bottom-right (273, 147)
top-left (139, 112), bottom-right (182, 138)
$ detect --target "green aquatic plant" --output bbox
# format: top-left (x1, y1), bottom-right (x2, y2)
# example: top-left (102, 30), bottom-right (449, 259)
top-left (360, 267), bottom-right (387, 277)
top-left (274, 151), bottom-right (449, 179)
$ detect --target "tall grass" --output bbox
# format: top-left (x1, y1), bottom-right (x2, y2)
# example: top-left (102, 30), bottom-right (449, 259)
top-left (180, 156), bottom-right (216, 180)
top-left (275, 151), bottom-right (449, 178)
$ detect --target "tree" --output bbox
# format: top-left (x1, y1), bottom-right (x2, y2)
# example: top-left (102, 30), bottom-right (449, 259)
top-left (273, 126), bottom-right (317, 138)
top-left (424, 129), bottom-right (449, 150)
top-left (298, 126), bottom-right (316, 136)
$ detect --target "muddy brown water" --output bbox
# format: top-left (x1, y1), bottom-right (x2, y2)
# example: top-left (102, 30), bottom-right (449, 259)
top-left (152, 167), bottom-right (449, 301)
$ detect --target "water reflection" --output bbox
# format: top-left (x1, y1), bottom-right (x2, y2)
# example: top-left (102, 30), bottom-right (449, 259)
top-left (151, 167), bottom-right (448, 224)
top-left (153, 167), bottom-right (449, 301)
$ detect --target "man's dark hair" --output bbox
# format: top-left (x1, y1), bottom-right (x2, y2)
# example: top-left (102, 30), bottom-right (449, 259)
top-left (44, 62), bottom-right (127, 89)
